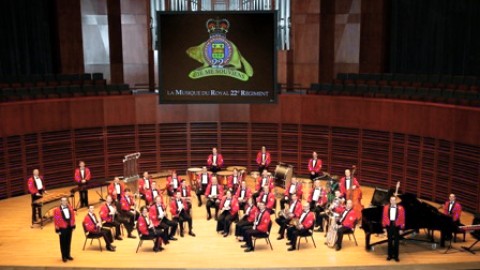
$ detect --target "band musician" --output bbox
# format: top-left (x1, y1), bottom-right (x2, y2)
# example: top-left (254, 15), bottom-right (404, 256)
top-left (241, 201), bottom-right (271, 252)
top-left (280, 177), bottom-right (303, 210)
top-left (108, 177), bottom-right (125, 201)
top-left (308, 152), bottom-right (322, 180)
top-left (276, 193), bottom-right (302, 240)
top-left (256, 146), bottom-right (271, 173)
top-left (227, 168), bottom-right (243, 193)
top-left (235, 197), bottom-right (258, 241)
top-left (443, 193), bottom-right (462, 226)
top-left (170, 191), bottom-right (196, 237)
top-left (120, 188), bottom-right (139, 227)
top-left (253, 169), bottom-right (274, 201)
top-left (234, 180), bottom-right (252, 210)
top-left (53, 197), bottom-right (76, 262)
top-left (100, 195), bottom-right (136, 240)
top-left (339, 169), bottom-right (360, 197)
top-left (83, 205), bottom-right (116, 251)
top-left (256, 185), bottom-right (276, 214)
top-left (166, 171), bottom-right (182, 197)
top-left (204, 176), bottom-right (224, 220)
top-left (145, 181), bottom-right (162, 206)
top-left (138, 171), bottom-right (153, 204)
top-left (207, 147), bottom-right (224, 173)
top-left (195, 167), bottom-right (212, 207)
top-left (28, 169), bottom-right (47, 224)
top-left (179, 180), bottom-right (193, 211)
top-left (334, 199), bottom-right (357, 251)
top-left (216, 190), bottom-right (239, 237)
top-left (286, 203), bottom-right (315, 251)
top-left (382, 196), bottom-right (405, 262)
top-left (74, 161), bottom-right (91, 208)
top-left (138, 206), bottom-right (168, 252)
top-left (150, 195), bottom-right (178, 241)
top-left (308, 180), bottom-right (328, 232)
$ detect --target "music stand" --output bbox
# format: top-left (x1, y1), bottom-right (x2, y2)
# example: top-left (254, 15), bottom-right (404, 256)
top-left (123, 152), bottom-right (141, 218)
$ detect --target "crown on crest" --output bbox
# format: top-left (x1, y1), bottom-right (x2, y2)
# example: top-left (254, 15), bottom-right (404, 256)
top-left (206, 18), bottom-right (230, 36)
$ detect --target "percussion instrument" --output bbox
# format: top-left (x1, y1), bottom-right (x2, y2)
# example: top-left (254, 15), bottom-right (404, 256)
top-left (33, 192), bottom-right (70, 228)
top-left (274, 163), bottom-right (293, 188)
top-left (226, 166), bottom-right (247, 172)
top-left (217, 171), bottom-right (233, 186)
top-left (187, 168), bottom-right (202, 191)
top-left (250, 171), bottom-right (260, 179)
top-left (302, 179), bottom-right (313, 201)
top-left (70, 180), bottom-right (110, 209)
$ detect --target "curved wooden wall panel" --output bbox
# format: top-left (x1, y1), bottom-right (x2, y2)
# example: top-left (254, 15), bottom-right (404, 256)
top-left (1, 95), bottom-right (479, 212)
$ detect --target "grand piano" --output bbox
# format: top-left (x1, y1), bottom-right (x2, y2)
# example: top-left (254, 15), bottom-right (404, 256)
top-left (361, 191), bottom-right (456, 251)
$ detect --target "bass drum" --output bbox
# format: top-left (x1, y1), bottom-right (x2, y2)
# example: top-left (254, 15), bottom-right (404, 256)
top-left (274, 163), bottom-right (293, 188)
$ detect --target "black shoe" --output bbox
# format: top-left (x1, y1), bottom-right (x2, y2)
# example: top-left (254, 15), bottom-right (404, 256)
top-left (240, 244), bottom-right (250, 248)
top-left (67, 256), bottom-right (74, 261)
top-left (198, 201), bottom-right (202, 207)
top-left (387, 256), bottom-right (392, 261)
top-left (207, 216), bottom-right (212, 221)
top-left (115, 236), bottom-right (123, 241)
top-left (286, 242), bottom-right (292, 246)
top-left (169, 237), bottom-right (178, 241)
top-left (110, 244), bottom-right (116, 248)
top-left (277, 236), bottom-right (284, 240)
top-left (244, 247), bottom-right (254, 252)
top-left (335, 245), bottom-right (341, 251)
top-left (62, 258), bottom-right (67, 263)
top-left (180, 231), bottom-right (184, 237)
top-left (189, 231), bottom-right (196, 237)
top-left (223, 233), bottom-right (229, 237)
top-left (287, 247), bottom-right (296, 251)
top-left (317, 228), bottom-right (324, 232)
top-left (153, 247), bottom-right (159, 252)
top-left (394, 258), bottom-right (400, 262)
top-left (107, 246), bottom-right (116, 252)
top-left (159, 246), bottom-right (165, 251)
top-left (128, 234), bottom-right (136, 239)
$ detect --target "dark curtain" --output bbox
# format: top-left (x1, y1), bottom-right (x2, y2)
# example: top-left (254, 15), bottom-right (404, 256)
top-left (390, 0), bottom-right (480, 76)
top-left (0, 0), bottom-right (57, 76)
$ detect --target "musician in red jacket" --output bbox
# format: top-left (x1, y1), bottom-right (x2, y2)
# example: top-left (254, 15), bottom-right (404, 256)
top-left (335, 199), bottom-right (357, 251)
top-left (170, 191), bottom-right (196, 237)
top-left (145, 181), bottom-right (162, 206)
top-left (179, 180), bottom-right (193, 211)
top-left (149, 195), bottom-right (178, 240)
top-left (28, 169), bottom-right (47, 224)
top-left (235, 180), bottom-right (252, 210)
top-left (195, 167), bottom-right (212, 207)
top-left (216, 190), bottom-right (240, 236)
top-left (205, 176), bottom-right (224, 220)
top-left (443, 193), bottom-right (462, 225)
top-left (226, 168), bottom-right (243, 193)
top-left (256, 185), bottom-right (276, 213)
top-left (308, 151), bottom-right (322, 180)
top-left (241, 201), bottom-right (271, 252)
top-left (253, 169), bottom-right (274, 201)
top-left (99, 195), bottom-right (136, 239)
top-left (120, 188), bottom-right (139, 226)
top-left (308, 180), bottom-right (328, 232)
top-left (108, 177), bottom-right (125, 201)
top-left (138, 171), bottom-right (153, 203)
top-left (281, 177), bottom-right (303, 210)
top-left (74, 161), bottom-right (91, 208)
top-left (276, 194), bottom-right (303, 240)
top-left (83, 205), bottom-right (115, 251)
top-left (166, 171), bottom-right (182, 197)
top-left (286, 203), bottom-right (315, 251)
top-left (138, 206), bottom-right (168, 252)
top-left (339, 169), bottom-right (361, 197)
top-left (53, 197), bottom-right (76, 262)
top-left (256, 146), bottom-right (271, 173)
top-left (235, 197), bottom-right (258, 240)
top-left (382, 196), bottom-right (405, 262)
top-left (207, 147), bottom-right (224, 173)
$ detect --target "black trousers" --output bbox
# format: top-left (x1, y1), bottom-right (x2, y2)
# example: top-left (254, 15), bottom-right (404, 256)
top-left (156, 218), bottom-right (178, 237)
top-left (258, 165), bottom-right (267, 173)
top-left (310, 202), bottom-right (325, 228)
top-left (276, 216), bottom-right (290, 236)
top-left (251, 190), bottom-right (262, 202)
top-left (235, 218), bottom-right (253, 237)
top-left (174, 210), bottom-right (193, 233)
top-left (196, 184), bottom-right (208, 205)
top-left (31, 193), bottom-right (43, 223)
top-left (217, 211), bottom-right (237, 234)
top-left (287, 226), bottom-right (310, 247)
top-left (79, 184), bottom-right (89, 207)
top-left (244, 228), bottom-right (267, 249)
top-left (58, 226), bottom-right (73, 259)
top-left (89, 227), bottom-right (114, 246)
top-left (147, 228), bottom-right (168, 248)
top-left (387, 223), bottom-right (400, 259)
top-left (116, 215), bottom-right (134, 235)
top-left (103, 221), bottom-right (122, 238)
top-left (206, 198), bottom-right (220, 218)
top-left (121, 210), bottom-right (139, 225)
top-left (335, 226), bottom-right (353, 248)
top-left (209, 166), bottom-right (221, 174)
top-left (310, 172), bottom-right (319, 180)
top-left (280, 196), bottom-right (291, 210)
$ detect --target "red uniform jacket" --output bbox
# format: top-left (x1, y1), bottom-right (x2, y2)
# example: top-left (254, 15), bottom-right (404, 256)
top-left (179, 185), bottom-right (192, 198)
top-left (308, 187), bottom-right (328, 206)
top-left (99, 203), bottom-right (117, 222)
top-left (196, 172), bottom-right (212, 186)
top-left (287, 200), bottom-right (303, 218)
top-left (74, 167), bottom-right (91, 183)
top-left (137, 215), bottom-right (153, 236)
top-left (166, 176), bottom-right (182, 192)
top-left (207, 154), bottom-right (224, 167)
top-left (256, 191), bottom-right (276, 210)
top-left (145, 189), bottom-right (162, 205)
top-left (253, 210), bottom-right (271, 233)
top-left (108, 182), bottom-right (125, 198)
top-left (339, 208), bottom-right (357, 229)
top-left (443, 201), bottom-right (462, 222)
top-left (308, 158), bottom-right (322, 173)
top-left (138, 177), bottom-right (152, 195)
top-left (27, 176), bottom-right (45, 194)
top-left (284, 182), bottom-right (304, 198)
top-left (170, 197), bottom-right (190, 217)
top-left (339, 177), bottom-right (360, 195)
top-left (235, 187), bottom-right (252, 201)
top-left (256, 151), bottom-right (271, 166)
top-left (227, 174), bottom-right (243, 189)
top-left (382, 204), bottom-right (406, 229)
top-left (204, 183), bottom-right (224, 199)
top-left (120, 194), bottom-right (135, 211)
top-left (255, 176), bottom-right (274, 192)
top-left (298, 211), bottom-right (315, 230)
top-left (149, 203), bottom-right (167, 227)
top-left (243, 204), bottom-right (259, 223)
top-left (219, 197), bottom-right (239, 216)
top-left (83, 213), bottom-right (101, 233)
top-left (53, 205), bottom-right (76, 232)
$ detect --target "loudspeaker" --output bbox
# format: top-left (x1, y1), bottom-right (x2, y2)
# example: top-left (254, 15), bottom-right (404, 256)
top-left (370, 187), bottom-right (390, 207)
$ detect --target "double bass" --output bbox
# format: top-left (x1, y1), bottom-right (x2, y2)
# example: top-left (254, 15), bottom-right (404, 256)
top-left (346, 165), bottom-right (364, 219)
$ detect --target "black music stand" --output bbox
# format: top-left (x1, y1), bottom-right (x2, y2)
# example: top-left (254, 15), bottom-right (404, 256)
top-left (461, 214), bottom-right (480, 254)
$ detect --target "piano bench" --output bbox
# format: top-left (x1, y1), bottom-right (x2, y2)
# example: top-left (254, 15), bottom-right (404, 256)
top-left (454, 230), bottom-right (466, 242)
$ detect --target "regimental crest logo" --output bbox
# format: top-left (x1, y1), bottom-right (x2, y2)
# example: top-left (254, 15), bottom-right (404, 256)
top-left (186, 18), bottom-right (253, 81)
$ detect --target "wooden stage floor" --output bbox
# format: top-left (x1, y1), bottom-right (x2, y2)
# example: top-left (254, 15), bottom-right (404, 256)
top-left (0, 176), bottom-right (479, 270)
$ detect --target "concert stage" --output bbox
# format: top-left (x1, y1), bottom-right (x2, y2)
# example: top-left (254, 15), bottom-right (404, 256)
top-left (1, 176), bottom-right (479, 270)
